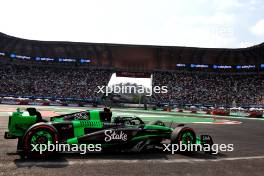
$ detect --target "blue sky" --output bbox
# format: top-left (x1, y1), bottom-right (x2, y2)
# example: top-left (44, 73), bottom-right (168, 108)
top-left (1, 0), bottom-right (264, 48)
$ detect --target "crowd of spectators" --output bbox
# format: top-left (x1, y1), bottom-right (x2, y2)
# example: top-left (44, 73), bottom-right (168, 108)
top-left (1, 63), bottom-right (264, 106)
top-left (152, 71), bottom-right (264, 106)
top-left (0, 64), bottom-right (112, 100)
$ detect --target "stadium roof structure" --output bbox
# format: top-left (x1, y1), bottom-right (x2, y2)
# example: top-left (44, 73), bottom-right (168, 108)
top-left (0, 32), bottom-right (263, 71)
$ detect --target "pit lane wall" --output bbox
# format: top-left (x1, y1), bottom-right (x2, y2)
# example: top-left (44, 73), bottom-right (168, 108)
top-left (0, 98), bottom-right (100, 108)
top-left (0, 98), bottom-right (263, 118)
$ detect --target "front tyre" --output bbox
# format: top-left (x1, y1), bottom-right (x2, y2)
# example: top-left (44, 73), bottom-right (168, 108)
top-left (22, 123), bottom-right (58, 158)
top-left (171, 127), bottom-right (196, 153)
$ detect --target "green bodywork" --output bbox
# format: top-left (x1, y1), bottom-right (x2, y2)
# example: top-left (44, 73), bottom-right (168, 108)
top-left (53, 110), bottom-right (104, 139)
top-left (6, 109), bottom-right (37, 138)
top-left (5, 108), bottom-right (201, 146)
top-left (72, 120), bottom-right (103, 137)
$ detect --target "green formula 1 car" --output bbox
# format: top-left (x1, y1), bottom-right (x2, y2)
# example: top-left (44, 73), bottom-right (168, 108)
top-left (5, 107), bottom-right (214, 158)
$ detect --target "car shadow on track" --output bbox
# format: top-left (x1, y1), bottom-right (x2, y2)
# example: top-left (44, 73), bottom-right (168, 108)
top-left (12, 151), bottom-right (226, 168)
top-left (13, 156), bottom-right (69, 168)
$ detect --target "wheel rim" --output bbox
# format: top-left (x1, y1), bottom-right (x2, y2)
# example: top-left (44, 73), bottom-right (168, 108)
top-left (181, 131), bottom-right (194, 145)
top-left (30, 130), bottom-right (53, 151)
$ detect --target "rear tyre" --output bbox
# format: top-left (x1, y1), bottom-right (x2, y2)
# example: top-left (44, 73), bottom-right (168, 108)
top-left (22, 123), bottom-right (58, 158)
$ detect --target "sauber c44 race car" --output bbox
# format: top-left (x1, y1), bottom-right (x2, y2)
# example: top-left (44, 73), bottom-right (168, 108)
top-left (4, 107), bottom-right (214, 158)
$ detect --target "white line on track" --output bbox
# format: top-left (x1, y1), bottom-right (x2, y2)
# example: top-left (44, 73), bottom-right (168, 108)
top-left (1, 155), bottom-right (264, 168)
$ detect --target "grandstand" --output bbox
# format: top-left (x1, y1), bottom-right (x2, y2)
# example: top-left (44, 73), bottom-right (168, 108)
top-left (0, 32), bottom-right (264, 107)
